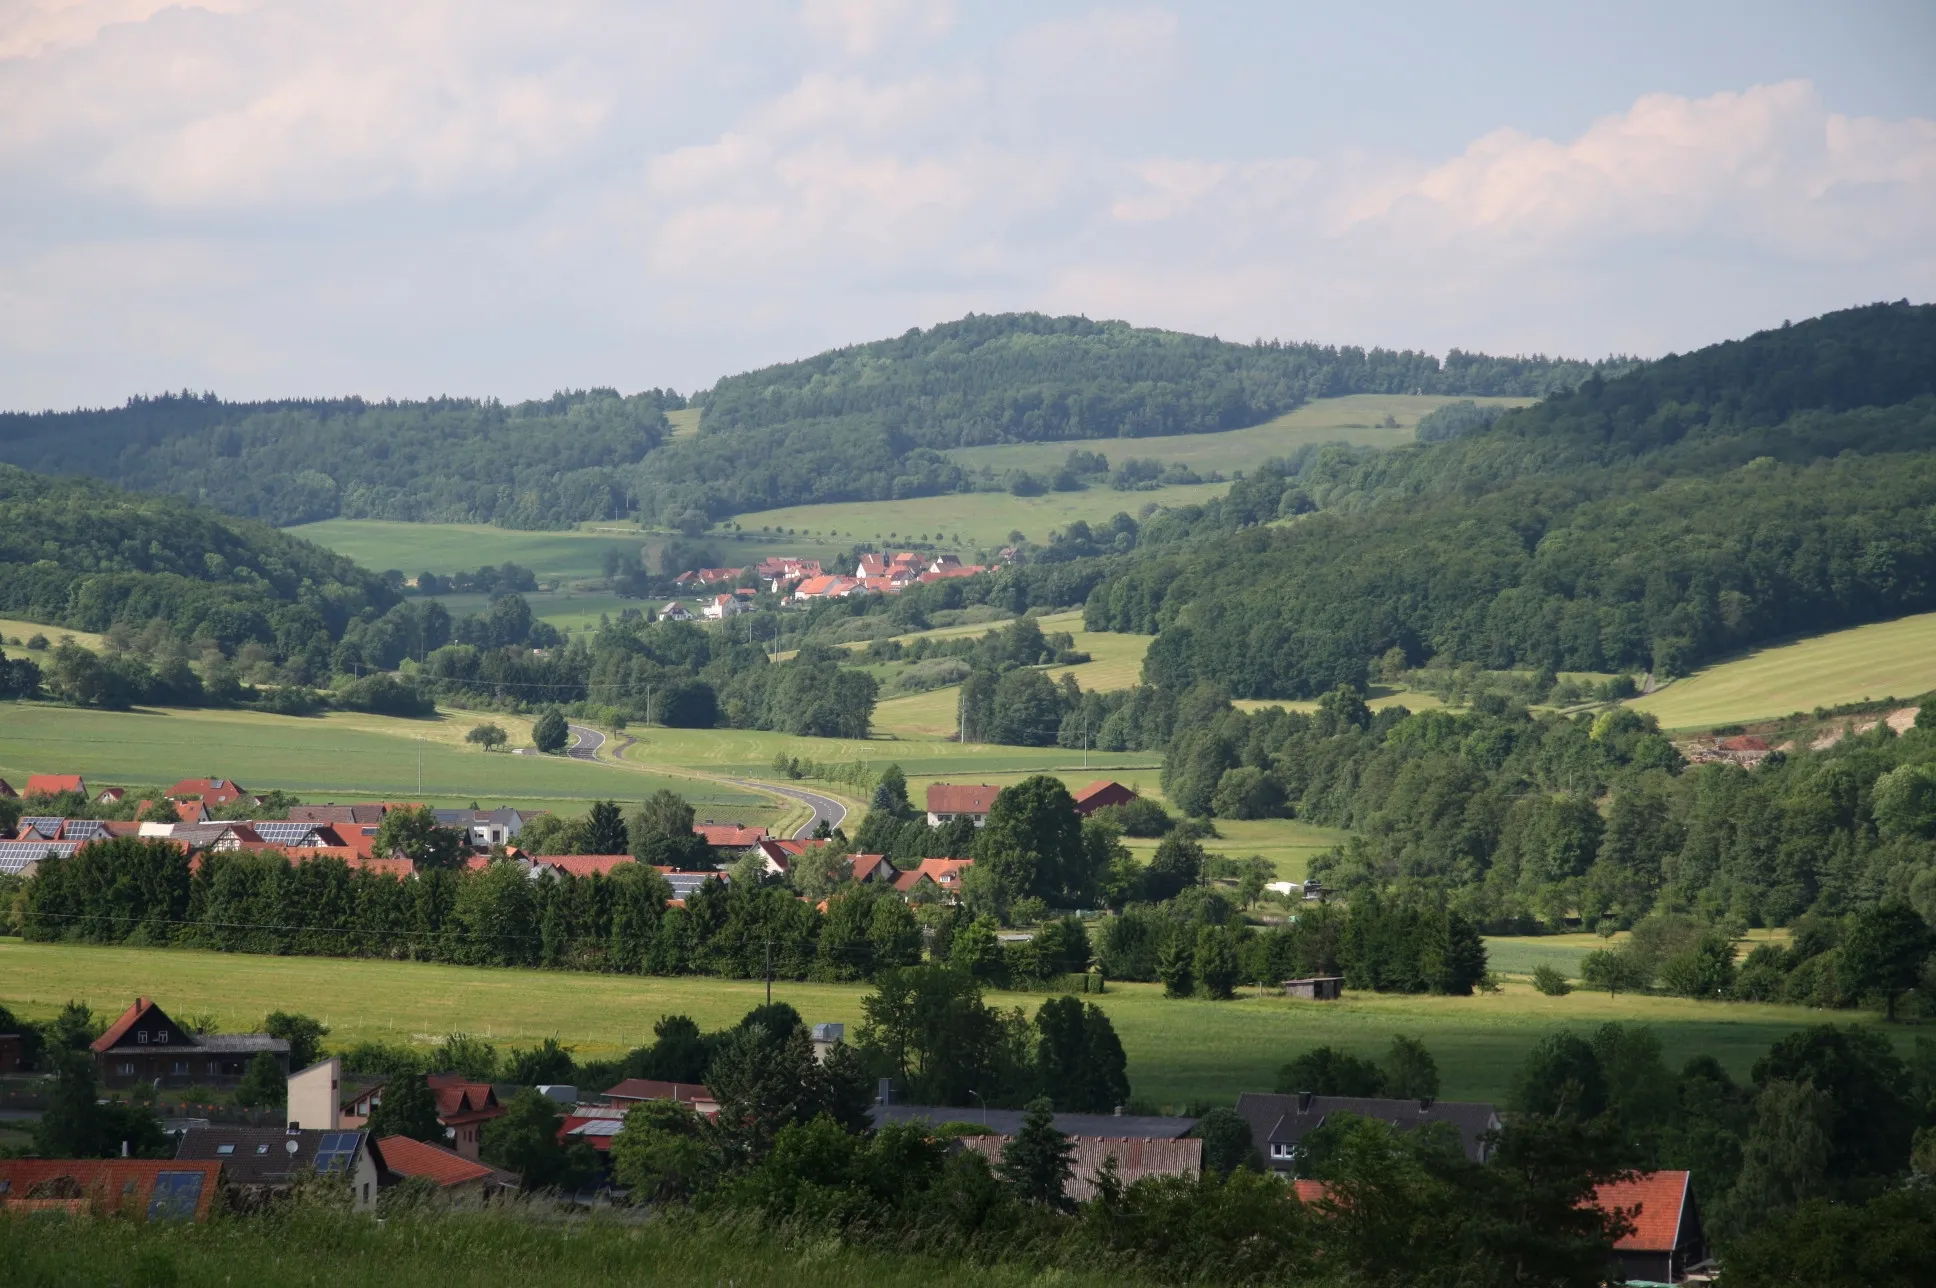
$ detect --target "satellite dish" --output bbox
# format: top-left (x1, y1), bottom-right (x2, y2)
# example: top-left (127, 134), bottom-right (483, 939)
top-left (286, 1139), bottom-right (300, 1154)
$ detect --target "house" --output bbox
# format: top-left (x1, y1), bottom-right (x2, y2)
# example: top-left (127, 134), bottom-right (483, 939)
top-left (849, 853), bottom-right (899, 884)
top-left (702, 592), bottom-right (750, 620)
top-left (174, 1126), bottom-right (384, 1212)
top-left (657, 869), bottom-right (726, 900)
top-left (754, 557), bottom-right (823, 592)
top-left (0, 1033), bottom-right (24, 1073)
top-left (245, 822), bottom-right (340, 849)
top-left (873, 1105), bottom-right (1196, 1140)
top-left (694, 823), bottom-right (767, 854)
top-left (1072, 780), bottom-right (1137, 816)
top-left (602, 1079), bottom-right (718, 1116)
top-left (427, 1073), bottom-right (505, 1161)
top-left (1233, 1092), bottom-right (1501, 1172)
top-left (1281, 977), bottom-right (1344, 1000)
top-left (24, 773), bottom-right (85, 799)
top-left (91, 998), bottom-right (290, 1090)
top-left (926, 783), bottom-right (999, 827)
top-left (559, 1105), bottom-right (628, 1152)
top-left (97, 787), bottom-right (126, 803)
top-left (0, 839), bottom-right (80, 877)
top-left (433, 807), bottom-right (540, 850)
top-left (0, 778), bottom-right (14, 797)
top-left (791, 574), bottom-right (862, 601)
top-left (528, 854), bottom-right (637, 880)
top-left (173, 800), bottom-right (211, 825)
top-left (959, 1135), bottom-right (1202, 1201)
top-left (660, 601), bottom-right (694, 622)
top-left (0, 1159), bottom-right (223, 1222)
top-left (1592, 1170), bottom-right (1708, 1285)
top-left (377, 1134), bottom-right (516, 1196)
top-left (892, 857), bottom-right (973, 900)
top-left (167, 778), bottom-right (249, 808)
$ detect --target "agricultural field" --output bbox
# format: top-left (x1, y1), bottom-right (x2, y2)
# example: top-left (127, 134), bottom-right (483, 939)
top-left (728, 481), bottom-right (1234, 549)
top-left (665, 406), bottom-right (702, 438)
top-left (946, 394), bottom-right (1533, 478)
top-left (1628, 610), bottom-right (1936, 730)
top-left (1119, 817), bottom-right (1349, 885)
top-left (0, 701), bottom-right (783, 822)
top-left (1234, 685), bottom-right (1446, 716)
top-left (0, 939), bottom-right (1893, 1107)
top-left (0, 618), bottom-right (103, 656)
top-left (618, 722), bottom-right (1157, 783)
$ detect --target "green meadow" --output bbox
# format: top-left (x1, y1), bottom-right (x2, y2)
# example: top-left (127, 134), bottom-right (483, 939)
top-left (946, 393), bottom-right (1532, 478)
top-left (730, 481), bottom-right (1235, 549)
top-left (0, 702), bottom-right (782, 821)
top-left (0, 939), bottom-right (1890, 1107)
top-left (1629, 609), bottom-right (1936, 729)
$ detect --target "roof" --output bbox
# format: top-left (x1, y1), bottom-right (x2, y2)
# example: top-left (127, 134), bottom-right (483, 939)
top-left (604, 1079), bottom-right (714, 1105)
top-left (893, 857), bottom-right (973, 893)
top-left (1073, 780), bottom-right (1136, 808)
top-left (92, 997), bottom-right (168, 1053)
top-left (926, 783), bottom-right (1000, 815)
top-left (560, 1111), bottom-right (626, 1148)
top-left (849, 853), bottom-right (898, 883)
top-left (0, 1159), bottom-right (223, 1221)
top-left (174, 1127), bottom-right (368, 1185)
top-left (695, 823), bottom-right (767, 848)
top-left (24, 773), bottom-right (85, 797)
top-left (288, 804), bottom-right (394, 827)
top-left (871, 1105), bottom-right (1196, 1139)
top-left (375, 1135), bottom-right (498, 1188)
top-left (1233, 1093), bottom-right (1500, 1163)
top-left (0, 779), bottom-right (14, 797)
top-left (169, 778), bottom-right (247, 805)
top-left (532, 854), bottom-right (637, 878)
top-left (426, 1073), bottom-right (502, 1124)
top-left (1592, 1170), bottom-right (1693, 1252)
top-left (958, 1135), bottom-right (1202, 1201)
top-left (0, 840), bottom-right (76, 874)
top-left (658, 870), bottom-right (724, 898)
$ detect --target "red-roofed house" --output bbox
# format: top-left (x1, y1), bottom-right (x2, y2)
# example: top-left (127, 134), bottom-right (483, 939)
top-left (376, 1135), bottom-right (514, 1196)
top-left (531, 854), bottom-right (637, 879)
top-left (695, 823), bottom-right (768, 854)
top-left (426, 1073), bottom-right (505, 1161)
top-left (1591, 1171), bottom-right (1706, 1284)
top-left (174, 800), bottom-right (211, 824)
top-left (849, 853), bottom-right (899, 885)
top-left (0, 1158), bottom-right (224, 1222)
top-left (1072, 780), bottom-right (1138, 816)
top-left (24, 774), bottom-right (85, 799)
top-left (168, 778), bottom-right (248, 808)
top-left (792, 574), bottom-right (861, 601)
top-left (702, 592), bottom-right (749, 620)
top-left (96, 787), bottom-right (126, 803)
top-left (893, 857), bottom-right (973, 900)
top-left (926, 783), bottom-right (999, 827)
top-left (558, 1107), bottom-right (628, 1153)
top-left (90, 997), bottom-right (289, 1089)
top-left (603, 1079), bottom-right (718, 1117)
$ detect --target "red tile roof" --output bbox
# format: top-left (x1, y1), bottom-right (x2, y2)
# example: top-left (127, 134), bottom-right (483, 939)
top-left (0, 1158), bottom-right (223, 1221)
top-left (426, 1074), bottom-right (503, 1125)
top-left (1073, 780), bottom-right (1137, 810)
top-left (695, 824), bottom-right (767, 848)
top-left (926, 783), bottom-right (999, 815)
top-left (24, 774), bottom-right (85, 798)
top-left (1592, 1170), bottom-right (1692, 1252)
top-left (173, 800), bottom-right (210, 824)
top-left (91, 997), bottom-right (161, 1053)
top-left (534, 854), bottom-right (637, 878)
top-left (849, 853), bottom-right (897, 883)
top-left (892, 857), bottom-right (973, 893)
top-left (375, 1135), bottom-right (496, 1187)
top-left (168, 778), bottom-right (248, 806)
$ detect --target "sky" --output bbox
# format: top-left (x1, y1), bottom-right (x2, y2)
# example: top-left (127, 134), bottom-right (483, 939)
top-left (1, 0), bottom-right (1932, 410)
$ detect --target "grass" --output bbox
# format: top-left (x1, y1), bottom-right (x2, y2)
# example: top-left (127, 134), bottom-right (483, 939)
top-left (0, 701), bottom-right (783, 820)
top-left (665, 406), bottom-right (702, 438)
top-left (0, 619), bottom-right (102, 655)
top-left (1628, 610), bottom-right (1936, 729)
top-left (0, 938), bottom-right (1901, 1107)
top-left (1234, 686), bottom-right (1446, 716)
top-left (728, 482), bottom-right (1235, 549)
top-left (1121, 817), bottom-right (1349, 884)
top-left (946, 394), bottom-right (1533, 478)
top-left (619, 723), bottom-right (1157, 782)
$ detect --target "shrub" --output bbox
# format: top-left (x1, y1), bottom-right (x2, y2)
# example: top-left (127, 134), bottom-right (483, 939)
top-left (1532, 964), bottom-right (1572, 996)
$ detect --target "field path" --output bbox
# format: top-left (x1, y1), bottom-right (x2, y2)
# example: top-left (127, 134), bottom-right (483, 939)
top-left (723, 778), bottom-right (849, 839)
top-left (566, 723), bottom-right (606, 762)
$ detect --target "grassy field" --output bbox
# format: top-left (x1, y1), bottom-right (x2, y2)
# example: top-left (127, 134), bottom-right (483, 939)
top-left (1235, 685), bottom-right (1446, 716)
top-left (1120, 817), bottom-right (1348, 884)
top-left (946, 394), bottom-right (1532, 478)
top-left (665, 406), bottom-right (702, 438)
top-left (0, 939), bottom-right (1894, 1107)
top-left (1629, 610), bottom-right (1936, 729)
top-left (729, 481), bottom-right (1234, 548)
top-left (0, 618), bottom-right (103, 655)
top-left (0, 701), bottom-right (783, 820)
top-left (619, 722), bottom-right (1157, 782)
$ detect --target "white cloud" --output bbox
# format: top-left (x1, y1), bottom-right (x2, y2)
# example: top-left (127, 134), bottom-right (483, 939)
top-left (799, 0), bottom-right (953, 58)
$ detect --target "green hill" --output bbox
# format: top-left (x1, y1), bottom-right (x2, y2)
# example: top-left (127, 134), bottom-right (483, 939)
top-left (1084, 301), bottom-right (1936, 697)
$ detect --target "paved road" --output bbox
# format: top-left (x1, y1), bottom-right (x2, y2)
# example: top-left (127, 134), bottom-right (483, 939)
top-left (726, 779), bottom-right (849, 840)
top-left (566, 723), bottom-right (607, 762)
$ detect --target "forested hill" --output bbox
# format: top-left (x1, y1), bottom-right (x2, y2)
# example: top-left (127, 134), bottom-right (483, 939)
top-left (0, 389), bottom-right (675, 529)
top-left (630, 314), bottom-right (1633, 522)
top-left (0, 463), bottom-right (396, 651)
top-left (1085, 300), bottom-right (1936, 697)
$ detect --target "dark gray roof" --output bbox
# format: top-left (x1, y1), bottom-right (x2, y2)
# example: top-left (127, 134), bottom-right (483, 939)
top-left (174, 1126), bottom-right (370, 1185)
top-left (99, 1032), bottom-right (287, 1055)
top-left (872, 1104), bottom-right (1196, 1139)
top-left (1234, 1092), bottom-right (1500, 1162)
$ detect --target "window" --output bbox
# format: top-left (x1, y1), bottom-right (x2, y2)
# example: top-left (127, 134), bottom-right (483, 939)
top-left (119, 1062), bottom-right (135, 1075)
top-left (172, 1061), bottom-right (188, 1075)
top-left (138, 1031), bottom-right (148, 1044)
top-left (156, 1029), bottom-right (168, 1043)
top-left (255, 1145), bottom-right (269, 1155)
top-left (216, 1144), bottom-right (235, 1156)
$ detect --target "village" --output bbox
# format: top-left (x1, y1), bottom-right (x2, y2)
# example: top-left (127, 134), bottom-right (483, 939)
top-left (657, 549), bottom-right (990, 621)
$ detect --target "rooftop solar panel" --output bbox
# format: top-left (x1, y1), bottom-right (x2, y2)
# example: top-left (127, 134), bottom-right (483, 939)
top-left (60, 819), bottom-right (106, 840)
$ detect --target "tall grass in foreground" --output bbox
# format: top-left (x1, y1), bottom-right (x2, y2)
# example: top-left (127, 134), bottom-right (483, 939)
top-left (0, 1208), bottom-right (1165, 1288)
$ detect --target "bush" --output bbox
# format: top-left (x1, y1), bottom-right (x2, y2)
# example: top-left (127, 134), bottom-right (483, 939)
top-left (1532, 964), bottom-right (1572, 996)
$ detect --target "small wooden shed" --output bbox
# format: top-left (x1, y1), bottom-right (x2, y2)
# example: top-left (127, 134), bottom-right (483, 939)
top-left (1282, 977), bottom-right (1344, 1000)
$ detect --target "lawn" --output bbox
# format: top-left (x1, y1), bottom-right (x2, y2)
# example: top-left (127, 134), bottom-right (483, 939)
top-left (1628, 610), bottom-right (1936, 729)
top-left (0, 939), bottom-right (1893, 1107)
top-left (0, 701), bottom-right (783, 820)
top-left (946, 394), bottom-right (1532, 478)
top-left (728, 481), bottom-right (1235, 549)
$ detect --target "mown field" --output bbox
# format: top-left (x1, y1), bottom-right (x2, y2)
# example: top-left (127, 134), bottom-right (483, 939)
top-left (729, 481), bottom-right (1234, 549)
top-left (0, 939), bottom-right (1891, 1107)
top-left (617, 721), bottom-right (1158, 783)
top-left (0, 702), bottom-right (783, 821)
top-left (1628, 609), bottom-right (1936, 729)
top-left (945, 394), bottom-right (1533, 478)
top-left (1234, 685), bottom-right (1447, 716)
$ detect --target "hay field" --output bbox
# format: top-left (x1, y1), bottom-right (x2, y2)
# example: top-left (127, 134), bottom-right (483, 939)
top-left (728, 482), bottom-right (1233, 549)
top-left (1629, 610), bottom-right (1936, 729)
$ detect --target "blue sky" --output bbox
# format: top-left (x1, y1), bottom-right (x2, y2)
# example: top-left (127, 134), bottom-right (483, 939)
top-left (1, 1), bottom-right (1931, 409)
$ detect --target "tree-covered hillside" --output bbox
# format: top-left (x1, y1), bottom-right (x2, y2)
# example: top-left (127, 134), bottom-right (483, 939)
top-left (1084, 301), bottom-right (1936, 697)
top-left (0, 464), bottom-right (396, 652)
top-left (0, 388), bottom-right (674, 529)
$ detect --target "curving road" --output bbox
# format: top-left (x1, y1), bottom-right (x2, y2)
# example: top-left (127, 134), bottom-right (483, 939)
top-left (566, 723), bottom-right (607, 762)
top-left (725, 779), bottom-right (849, 840)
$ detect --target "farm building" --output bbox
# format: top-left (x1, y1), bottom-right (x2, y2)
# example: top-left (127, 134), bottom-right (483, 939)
top-left (1234, 1092), bottom-right (1501, 1172)
top-left (1592, 1171), bottom-right (1708, 1284)
top-left (926, 783), bottom-right (999, 827)
top-left (1072, 780), bottom-right (1137, 815)
top-left (1282, 976), bottom-right (1344, 1000)
top-left (959, 1135), bottom-right (1203, 1201)
top-left (91, 998), bottom-right (289, 1090)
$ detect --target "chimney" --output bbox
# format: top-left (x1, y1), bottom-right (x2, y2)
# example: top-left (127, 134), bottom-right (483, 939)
top-left (1297, 1091), bottom-right (1314, 1112)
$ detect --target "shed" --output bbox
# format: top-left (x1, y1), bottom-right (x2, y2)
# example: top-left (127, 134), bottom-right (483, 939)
top-left (1282, 977), bottom-right (1344, 1000)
